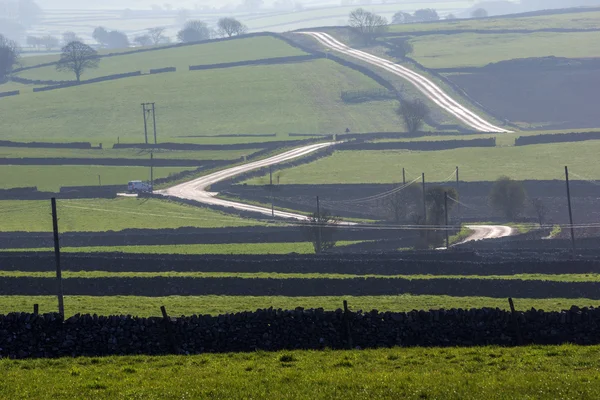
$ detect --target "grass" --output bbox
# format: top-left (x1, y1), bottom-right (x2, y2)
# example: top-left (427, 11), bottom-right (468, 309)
top-left (387, 10), bottom-right (600, 33)
top-left (3, 271), bottom-right (600, 282)
top-left (16, 36), bottom-right (307, 81)
top-left (0, 147), bottom-right (260, 160)
top-left (0, 198), bottom-right (264, 232)
top-left (0, 60), bottom-right (400, 144)
top-left (408, 31), bottom-right (600, 69)
top-left (1, 294), bottom-right (598, 317)
top-left (0, 165), bottom-right (190, 192)
top-left (2, 345), bottom-right (600, 399)
top-left (6, 242), bottom-right (361, 254)
top-left (245, 141), bottom-right (600, 184)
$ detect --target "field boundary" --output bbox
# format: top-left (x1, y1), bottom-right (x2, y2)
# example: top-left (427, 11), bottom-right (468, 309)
top-left (337, 137), bottom-right (496, 151)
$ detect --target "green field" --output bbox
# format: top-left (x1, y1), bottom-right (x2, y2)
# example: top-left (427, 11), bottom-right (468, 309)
top-left (409, 31), bottom-right (600, 69)
top-left (245, 141), bottom-right (600, 184)
top-left (1, 60), bottom-right (399, 143)
top-left (0, 165), bottom-right (190, 191)
top-left (0, 198), bottom-right (263, 232)
top-left (1, 294), bottom-right (594, 317)
top-left (0, 147), bottom-right (258, 160)
top-left (16, 36), bottom-right (307, 81)
top-left (388, 10), bottom-right (600, 33)
top-left (4, 271), bottom-right (600, 282)
top-left (1, 345), bottom-right (599, 399)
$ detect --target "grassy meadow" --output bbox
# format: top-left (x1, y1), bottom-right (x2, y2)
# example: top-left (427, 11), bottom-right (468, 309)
top-left (1, 60), bottom-right (400, 144)
top-left (1, 294), bottom-right (596, 318)
top-left (1, 345), bottom-right (600, 399)
top-left (245, 140), bottom-right (600, 184)
top-left (409, 31), bottom-right (600, 69)
top-left (15, 36), bottom-right (307, 81)
top-left (0, 198), bottom-right (264, 232)
top-left (0, 165), bottom-right (191, 191)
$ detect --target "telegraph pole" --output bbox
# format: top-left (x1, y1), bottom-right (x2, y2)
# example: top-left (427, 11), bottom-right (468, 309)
top-left (316, 196), bottom-right (322, 253)
top-left (444, 191), bottom-right (449, 249)
top-left (402, 168), bottom-right (406, 185)
top-left (98, 175), bottom-right (101, 186)
top-left (269, 166), bottom-right (273, 186)
top-left (141, 103), bottom-right (148, 144)
top-left (565, 166), bottom-right (576, 256)
top-left (51, 198), bottom-right (65, 319)
top-left (455, 166), bottom-right (460, 224)
top-left (151, 103), bottom-right (157, 144)
top-left (421, 173), bottom-right (427, 222)
top-left (150, 152), bottom-right (154, 189)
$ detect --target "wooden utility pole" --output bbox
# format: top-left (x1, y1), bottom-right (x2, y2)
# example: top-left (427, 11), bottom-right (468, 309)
top-left (565, 166), bottom-right (576, 256)
top-left (98, 175), bottom-right (101, 186)
top-left (402, 168), bottom-right (406, 185)
top-left (421, 173), bottom-right (427, 222)
top-left (444, 191), bottom-right (449, 249)
top-left (269, 165), bottom-right (273, 186)
top-left (141, 103), bottom-right (148, 144)
top-left (316, 196), bottom-right (322, 253)
top-left (51, 198), bottom-right (65, 319)
top-left (150, 152), bottom-right (154, 189)
top-left (455, 166), bottom-right (460, 224)
top-left (151, 103), bottom-right (157, 144)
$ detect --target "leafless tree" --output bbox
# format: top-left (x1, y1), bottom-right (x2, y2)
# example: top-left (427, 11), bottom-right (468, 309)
top-left (148, 27), bottom-right (167, 45)
top-left (56, 41), bottom-right (99, 82)
top-left (348, 8), bottom-right (388, 43)
top-left (217, 17), bottom-right (248, 37)
top-left (530, 197), bottom-right (547, 226)
top-left (134, 34), bottom-right (152, 46)
top-left (303, 210), bottom-right (340, 254)
top-left (397, 99), bottom-right (430, 133)
top-left (0, 34), bottom-right (19, 82)
top-left (385, 183), bottom-right (421, 222)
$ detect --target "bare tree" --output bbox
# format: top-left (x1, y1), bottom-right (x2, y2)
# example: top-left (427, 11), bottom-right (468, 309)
top-left (134, 34), bottom-right (152, 46)
top-left (62, 31), bottom-right (81, 45)
top-left (397, 99), bottom-right (430, 133)
top-left (217, 17), bottom-right (248, 37)
top-left (0, 33), bottom-right (19, 82)
top-left (56, 41), bottom-right (99, 82)
top-left (303, 210), bottom-right (340, 254)
top-left (348, 8), bottom-right (388, 43)
top-left (148, 27), bottom-right (167, 45)
top-left (386, 182), bottom-right (421, 222)
top-left (530, 197), bottom-right (547, 226)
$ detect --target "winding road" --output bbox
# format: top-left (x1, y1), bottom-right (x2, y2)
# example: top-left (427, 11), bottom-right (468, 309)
top-left (462, 225), bottom-right (514, 242)
top-left (299, 31), bottom-right (511, 133)
top-left (157, 142), bottom-right (335, 220)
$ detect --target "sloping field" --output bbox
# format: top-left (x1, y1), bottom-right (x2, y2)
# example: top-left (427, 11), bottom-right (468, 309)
top-left (0, 60), bottom-right (399, 143)
top-left (409, 31), bottom-right (600, 69)
top-left (244, 140), bottom-right (600, 184)
top-left (388, 9), bottom-right (600, 33)
top-left (0, 198), bottom-right (262, 232)
top-left (15, 36), bottom-right (307, 81)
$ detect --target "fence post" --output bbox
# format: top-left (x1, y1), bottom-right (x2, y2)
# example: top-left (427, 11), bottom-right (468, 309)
top-left (33, 304), bottom-right (39, 315)
top-left (508, 298), bottom-right (523, 345)
top-left (160, 306), bottom-right (180, 354)
top-left (343, 300), bottom-right (353, 349)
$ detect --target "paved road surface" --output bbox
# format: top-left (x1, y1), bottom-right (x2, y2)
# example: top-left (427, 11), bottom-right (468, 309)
top-left (462, 225), bottom-right (514, 242)
top-left (158, 142), bottom-right (335, 220)
top-left (298, 31), bottom-right (511, 133)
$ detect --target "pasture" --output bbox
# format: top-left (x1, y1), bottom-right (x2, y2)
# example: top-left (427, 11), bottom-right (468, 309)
top-left (0, 165), bottom-right (189, 191)
top-left (15, 36), bottom-right (307, 81)
top-left (244, 140), bottom-right (600, 184)
top-left (0, 198), bottom-right (264, 232)
top-left (1, 60), bottom-right (399, 144)
top-left (2, 345), bottom-right (598, 399)
top-left (408, 31), bottom-right (600, 69)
